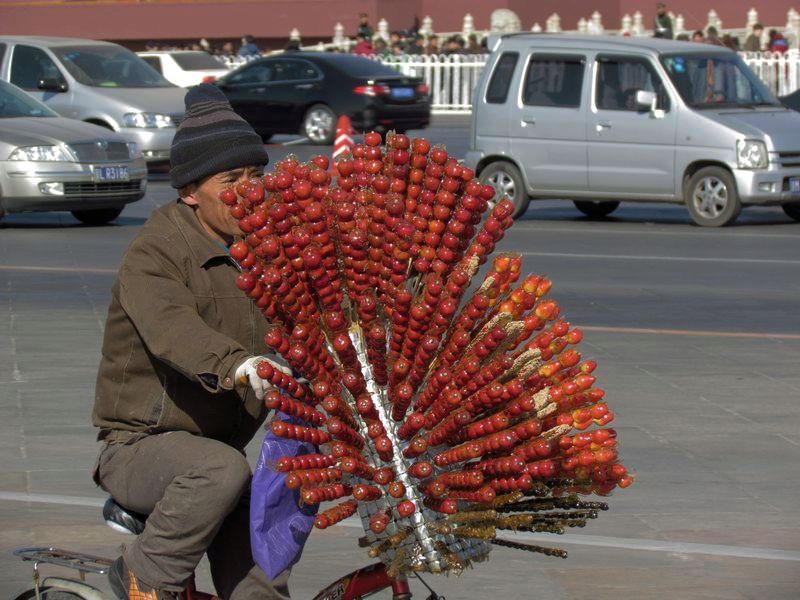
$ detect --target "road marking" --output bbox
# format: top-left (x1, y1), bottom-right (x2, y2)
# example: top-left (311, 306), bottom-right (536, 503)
top-left (519, 251), bottom-right (800, 265)
top-left (0, 265), bottom-right (118, 274)
top-left (3, 493), bottom-right (799, 562)
top-left (581, 325), bottom-right (800, 340)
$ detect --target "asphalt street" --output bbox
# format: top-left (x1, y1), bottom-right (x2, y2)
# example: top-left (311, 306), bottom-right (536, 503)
top-left (1, 115), bottom-right (799, 599)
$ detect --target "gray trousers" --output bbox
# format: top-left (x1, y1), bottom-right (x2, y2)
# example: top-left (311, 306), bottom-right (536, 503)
top-left (95, 430), bottom-right (290, 599)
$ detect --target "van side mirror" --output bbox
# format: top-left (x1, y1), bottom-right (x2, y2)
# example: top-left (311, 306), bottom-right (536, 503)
top-left (38, 78), bottom-right (68, 93)
top-left (635, 90), bottom-right (657, 111)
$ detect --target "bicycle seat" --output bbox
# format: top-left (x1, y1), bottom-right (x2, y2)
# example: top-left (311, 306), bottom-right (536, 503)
top-left (102, 497), bottom-right (147, 535)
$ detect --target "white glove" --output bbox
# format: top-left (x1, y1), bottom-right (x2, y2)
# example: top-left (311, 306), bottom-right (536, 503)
top-left (235, 356), bottom-right (292, 400)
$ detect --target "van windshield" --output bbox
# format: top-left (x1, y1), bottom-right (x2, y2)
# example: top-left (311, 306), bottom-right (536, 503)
top-left (660, 53), bottom-right (780, 108)
top-left (53, 45), bottom-right (175, 88)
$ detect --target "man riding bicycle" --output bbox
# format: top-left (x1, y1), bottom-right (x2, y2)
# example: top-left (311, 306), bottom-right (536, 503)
top-left (91, 84), bottom-right (292, 599)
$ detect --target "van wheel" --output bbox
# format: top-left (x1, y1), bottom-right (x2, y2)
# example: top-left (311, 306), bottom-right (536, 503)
top-left (685, 166), bottom-right (742, 227)
top-left (782, 202), bottom-right (800, 222)
top-left (71, 208), bottom-right (123, 225)
top-left (574, 200), bottom-right (619, 218)
top-left (479, 162), bottom-right (529, 219)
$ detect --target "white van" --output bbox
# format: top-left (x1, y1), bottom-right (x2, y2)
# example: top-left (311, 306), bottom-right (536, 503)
top-left (466, 34), bottom-right (800, 226)
top-left (0, 36), bottom-right (186, 163)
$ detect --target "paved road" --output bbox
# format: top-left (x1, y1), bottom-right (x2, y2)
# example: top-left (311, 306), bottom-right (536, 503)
top-left (1, 116), bottom-right (799, 599)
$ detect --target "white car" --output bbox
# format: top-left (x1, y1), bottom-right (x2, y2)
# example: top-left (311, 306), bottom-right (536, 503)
top-left (137, 51), bottom-right (230, 87)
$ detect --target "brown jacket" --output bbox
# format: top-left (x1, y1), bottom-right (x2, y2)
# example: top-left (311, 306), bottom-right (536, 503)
top-left (92, 200), bottom-right (275, 449)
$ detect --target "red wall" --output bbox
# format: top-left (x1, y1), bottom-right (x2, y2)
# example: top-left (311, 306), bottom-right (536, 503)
top-left (0, 0), bottom-right (795, 42)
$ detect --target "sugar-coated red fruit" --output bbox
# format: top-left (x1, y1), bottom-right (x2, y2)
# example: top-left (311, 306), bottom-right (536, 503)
top-left (364, 131), bottom-right (382, 146)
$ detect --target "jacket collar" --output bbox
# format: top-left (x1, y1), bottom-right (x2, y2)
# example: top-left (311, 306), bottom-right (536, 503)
top-left (172, 200), bottom-right (232, 267)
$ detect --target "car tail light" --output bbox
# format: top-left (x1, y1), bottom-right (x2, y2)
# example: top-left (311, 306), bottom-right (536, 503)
top-left (416, 83), bottom-right (430, 95)
top-left (354, 84), bottom-right (391, 97)
top-left (202, 75), bottom-right (217, 84)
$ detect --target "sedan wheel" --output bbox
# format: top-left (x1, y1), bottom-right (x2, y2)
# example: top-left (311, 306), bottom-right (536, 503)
top-left (479, 162), bottom-right (529, 219)
top-left (685, 166), bottom-right (741, 227)
top-left (302, 104), bottom-right (336, 145)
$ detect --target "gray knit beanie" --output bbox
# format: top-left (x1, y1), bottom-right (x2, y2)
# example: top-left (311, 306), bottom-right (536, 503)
top-left (169, 83), bottom-right (268, 189)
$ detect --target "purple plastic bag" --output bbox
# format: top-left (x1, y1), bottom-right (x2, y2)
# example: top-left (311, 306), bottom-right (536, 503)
top-left (250, 412), bottom-right (318, 579)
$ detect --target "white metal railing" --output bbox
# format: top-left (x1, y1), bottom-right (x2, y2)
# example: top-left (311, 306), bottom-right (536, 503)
top-left (375, 54), bottom-right (486, 113)
top-left (218, 51), bottom-right (800, 113)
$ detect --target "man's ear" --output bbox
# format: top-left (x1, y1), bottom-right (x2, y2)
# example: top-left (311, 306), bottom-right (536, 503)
top-left (178, 183), bottom-right (199, 207)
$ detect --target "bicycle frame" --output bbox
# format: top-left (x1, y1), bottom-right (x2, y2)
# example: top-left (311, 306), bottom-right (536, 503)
top-left (312, 562), bottom-right (411, 600)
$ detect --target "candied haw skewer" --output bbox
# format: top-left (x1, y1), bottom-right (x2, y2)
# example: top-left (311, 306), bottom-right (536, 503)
top-left (396, 411), bottom-right (426, 441)
top-left (264, 390), bottom-right (326, 426)
top-left (365, 321), bottom-right (388, 385)
top-left (321, 395), bottom-right (358, 429)
top-left (255, 361), bottom-right (313, 404)
top-left (434, 469), bottom-right (484, 490)
top-left (446, 485), bottom-right (496, 504)
top-left (314, 499), bottom-right (358, 529)
top-left (300, 483), bottom-right (352, 504)
top-left (474, 456), bottom-right (526, 477)
top-left (353, 484), bottom-right (383, 502)
top-left (338, 455), bottom-right (375, 480)
top-left (326, 417), bottom-right (365, 450)
top-left (487, 473), bottom-right (533, 493)
top-left (422, 496), bottom-right (458, 515)
top-left (369, 509), bottom-right (392, 534)
top-left (285, 467), bottom-right (342, 490)
top-left (271, 419), bottom-right (330, 446)
top-left (275, 453), bottom-right (335, 472)
top-left (407, 461), bottom-right (433, 479)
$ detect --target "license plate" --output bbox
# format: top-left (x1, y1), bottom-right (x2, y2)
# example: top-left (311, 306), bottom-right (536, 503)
top-left (790, 177), bottom-right (800, 194)
top-left (390, 87), bottom-right (414, 99)
top-left (94, 166), bottom-right (129, 182)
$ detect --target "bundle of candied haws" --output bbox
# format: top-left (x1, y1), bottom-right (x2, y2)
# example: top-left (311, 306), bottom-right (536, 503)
top-left (222, 131), bottom-right (633, 576)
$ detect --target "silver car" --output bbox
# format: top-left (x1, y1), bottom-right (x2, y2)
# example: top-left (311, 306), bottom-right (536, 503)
top-left (0, 36), bottom-right (186, 163)
top-left (0, 80), bottom-right (146, 224)
top-left (467, 34), bottom-right (800, 226)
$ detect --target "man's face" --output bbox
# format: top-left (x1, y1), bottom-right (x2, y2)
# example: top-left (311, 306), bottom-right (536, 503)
top-left (179, 165), bottom-right (264, 245)
top-left (657, 4), bottom-right (666, 15)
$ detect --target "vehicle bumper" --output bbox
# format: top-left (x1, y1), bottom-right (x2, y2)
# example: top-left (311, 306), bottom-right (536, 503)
top-left (119, 127), bottom-right (176, 162)
top-left (734, 165), bottom-right (800, 205)
top-left (0, 159), bottom-right (147, 213)
top-left (352, 104), bottom-right (431, 132)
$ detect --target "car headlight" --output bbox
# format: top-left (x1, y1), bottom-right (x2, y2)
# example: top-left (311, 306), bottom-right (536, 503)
top-left (8, 145), bottom-right (71, 161)
top-left (122, 112), bottom-right (175, 128)
top-left (127, 141), bottom-right (143, 159)
top-left (736, 139), bottom-right (768, 169)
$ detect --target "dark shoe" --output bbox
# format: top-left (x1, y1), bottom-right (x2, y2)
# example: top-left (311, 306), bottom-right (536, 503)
top-left (108, 556), bottom-right (178, 600)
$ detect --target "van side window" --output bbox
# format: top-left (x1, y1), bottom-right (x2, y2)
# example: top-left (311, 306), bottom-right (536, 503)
top-left (0, 44), bottom-right (7, 67)
top-left (596, 56), bottom-right (670, 111)
top-left (141, 56), bottom-right (163, 74)
top-left (522, 55), bottom-right (585, 108)
top-left (486, 52), bottom-right (518, 104)
top-left (10, 45), bottom-right (66, 90)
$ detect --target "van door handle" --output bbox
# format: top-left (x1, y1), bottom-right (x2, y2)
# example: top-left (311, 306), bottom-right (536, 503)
top-left (522, 116), bottom-right (536, 125)
top-left (596, 121), bottom-right (612, 131)
top-left (295, 83), bottom-right (313, 90)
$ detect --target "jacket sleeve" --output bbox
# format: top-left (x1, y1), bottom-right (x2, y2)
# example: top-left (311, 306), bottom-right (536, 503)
top-left (116, 233), bottom-right (250, 393)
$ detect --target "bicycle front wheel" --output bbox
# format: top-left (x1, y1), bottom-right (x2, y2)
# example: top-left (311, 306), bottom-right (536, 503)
top-left (13, 587), bottom-right (87, 600)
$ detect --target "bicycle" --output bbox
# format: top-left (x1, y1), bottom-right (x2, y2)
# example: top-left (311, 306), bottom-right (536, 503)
top-left (12, 497), bottom-right (444, 600)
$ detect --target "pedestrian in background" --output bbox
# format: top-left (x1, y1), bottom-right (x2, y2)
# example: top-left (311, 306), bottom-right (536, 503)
top-left (238, 35), bottom-right (259, 57)
top-left (692, 30), bottom-right (705, 43)
top-left (744, 23), bottom-right (764, 52)
top-left (352, 34), bottom-right (373, 56)
top-left (767, 29), bottom-right (789, 54)
top-left (357, 13), bottom-right (373, 39)
top-left (705, 26), bottom-right (725, 47)
top-left (653, 2), bottom-right (673, 39)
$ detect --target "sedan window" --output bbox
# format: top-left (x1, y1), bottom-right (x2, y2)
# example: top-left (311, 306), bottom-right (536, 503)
top-left (270, 60), bottom-right (320, 82)
top-left (228, 63), bottom-right (274, 85)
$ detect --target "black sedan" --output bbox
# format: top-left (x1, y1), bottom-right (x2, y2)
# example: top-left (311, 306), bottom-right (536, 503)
top-left (214, 52), bottom-right (431, 144)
